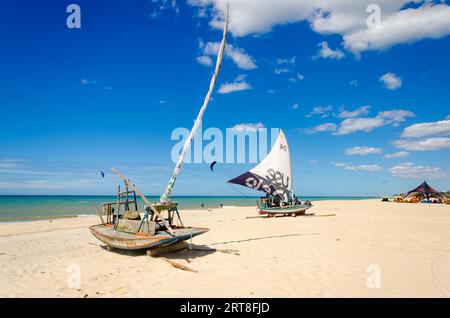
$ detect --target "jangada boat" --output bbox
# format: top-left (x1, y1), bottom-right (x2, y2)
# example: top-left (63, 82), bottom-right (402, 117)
top-left (228, 130), bottom-right (313, 216)
top-left (89, 8), bottom-right (229, 250)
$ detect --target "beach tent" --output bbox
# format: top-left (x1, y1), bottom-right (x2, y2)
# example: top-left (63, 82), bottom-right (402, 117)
top-left (402, 181), bottom-right (448, 201)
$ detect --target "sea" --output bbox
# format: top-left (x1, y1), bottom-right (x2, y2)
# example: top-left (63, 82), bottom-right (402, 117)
top-left (0, 195), bottom-right (378, 222)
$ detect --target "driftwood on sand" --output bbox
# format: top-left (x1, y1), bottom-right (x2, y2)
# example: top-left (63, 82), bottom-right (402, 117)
top-left (147, 242), bottom-right (188, 257)
top-left (161, 257), bottom-right (197, 273)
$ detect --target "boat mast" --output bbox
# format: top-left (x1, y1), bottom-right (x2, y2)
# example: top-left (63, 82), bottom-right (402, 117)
top-left (160, 5), bottom-right (229, 203)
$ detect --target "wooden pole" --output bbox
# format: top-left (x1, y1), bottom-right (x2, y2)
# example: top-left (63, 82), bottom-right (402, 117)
top-left (95, 207), bottom-right (105, 224)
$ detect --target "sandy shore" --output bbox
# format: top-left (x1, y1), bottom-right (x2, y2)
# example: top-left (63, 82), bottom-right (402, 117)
top-left (0, 199), bottom-right (449, 297)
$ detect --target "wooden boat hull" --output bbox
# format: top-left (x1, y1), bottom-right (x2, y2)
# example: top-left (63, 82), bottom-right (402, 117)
top-left (258, 204), bottom-right (312, 216)
top-left (89, 224), bottom-right (209, 250)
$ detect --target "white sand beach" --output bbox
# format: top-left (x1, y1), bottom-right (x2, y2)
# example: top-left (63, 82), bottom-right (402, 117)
top-left (0, 199), bottom-right (449, 298)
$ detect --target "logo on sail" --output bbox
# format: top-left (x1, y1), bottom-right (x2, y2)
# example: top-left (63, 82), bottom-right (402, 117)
top-left (245, 175), bottom-right (272, 193)
top-left (266, 168), bottom-right (290, 189)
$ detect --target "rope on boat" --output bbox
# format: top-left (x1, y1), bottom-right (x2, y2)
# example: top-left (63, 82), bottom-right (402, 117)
top-left (188, 232), bottom-right (193, 250)
top-left (226, 182), bottom-right (254, 198)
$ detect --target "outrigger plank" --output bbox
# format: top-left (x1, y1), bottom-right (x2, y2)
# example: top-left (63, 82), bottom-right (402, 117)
top-left (147, 241), bottom-right (188, 257)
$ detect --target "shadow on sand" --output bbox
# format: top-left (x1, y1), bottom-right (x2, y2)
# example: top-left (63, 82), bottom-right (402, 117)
top-left (99, 243), bottom-right (219, 261)
top-left (98, 233), bottom-right (321, 262)
top-left (210, 232), bottom-right (321, 246)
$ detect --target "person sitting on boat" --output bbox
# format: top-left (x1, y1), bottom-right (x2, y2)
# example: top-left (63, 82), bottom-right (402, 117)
top-left (261, 194), bottom-right (270, 208)
top-left (291, 194), bottom-right (301, 205)
top-left (273, 195), bottom-right (281, 207)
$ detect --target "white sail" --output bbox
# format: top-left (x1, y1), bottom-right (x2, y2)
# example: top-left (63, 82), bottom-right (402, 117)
top-left (160, 6), bottom-right (229, 203)
top-left (250, 129), bottom-right (293, 192)
top-left (228, 130), bottom-right (293, 202)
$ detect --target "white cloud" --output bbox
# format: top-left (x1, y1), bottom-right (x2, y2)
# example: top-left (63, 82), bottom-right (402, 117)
top-left (304, 123), bottom-right (337, 134)
top-left (190, 0), bottom-right (314, 36)
top-left (289, 73), bottom-right (305, 83)
top-left (276, 56), bottom-right (296, 65)
top-left (151, 0), bottom-right (179, 18)
top-left (388, 162), bottom-right (447, 180)
top-left (189, 1), bottom-right (450, 56)
top-left (292, 103), bottom-right (299, 110)
top-left (274, 68), bottom-right (290, 75)
top-left (304, 108), bottom-right (414, 136)
top-left (334, 162), bottom-right (382, 172)
top-left (343, 3), bottom-right (450, 55)
top-left (313, 41), bottom-right (345, 60)
top-left (225, 45), bottom-right (257, 70)
top-left (379, 109), bottom-right (414, 124)
top-left (231, 122), bottom-right (264, 132)
top-left (196, 55), bottom-right (213, 66)
top-left (218, 81), bottom-right (251, 94)
top-left (380, 72), bottom-right (402, 90)
top-left (0, 178), bottom-right (105, 191)
top-left (0, 159), bottom-right (24, 170)
top-left (234, 74), bottom-right (247, 82)
top-left (218, 74), bottom-right (251, 94)
top-left (200, 41), bottom-right (257, 70)
top-left (266, 89), bottom-right (275, 94)
top-left (335, 105), bottom-right (371, 118)
top-left (401, 119), bottom-right (450, 138)
top-left (306, 105), bottom-right (333, 118)
top-left (384, 151), bottom-right (409, 159)
top-left (350, 80), bottom-right (359, 87)
top-left (80, 78), bottom-right (98, 85)
top-left (304, 107), bottom-right (413, 136)
top-left (394, 137), bottom-right (450, 151)
top-left (335, 116), bottom-right (385, 135)
top-left (334, 109), bottom-right (414, 135)
top-left (345, 146), bottom-right (382, 156)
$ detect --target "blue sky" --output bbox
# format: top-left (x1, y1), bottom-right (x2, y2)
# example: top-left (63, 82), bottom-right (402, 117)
top-left (0, 0), bottom-right (449, 196)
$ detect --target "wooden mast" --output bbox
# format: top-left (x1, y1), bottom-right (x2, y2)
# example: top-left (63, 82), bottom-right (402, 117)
top-left (160, 4), bottom-right (229, 203)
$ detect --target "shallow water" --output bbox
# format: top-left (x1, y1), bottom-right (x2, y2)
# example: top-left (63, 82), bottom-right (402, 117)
top-left (0, 195), bottom-right (377, 221)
